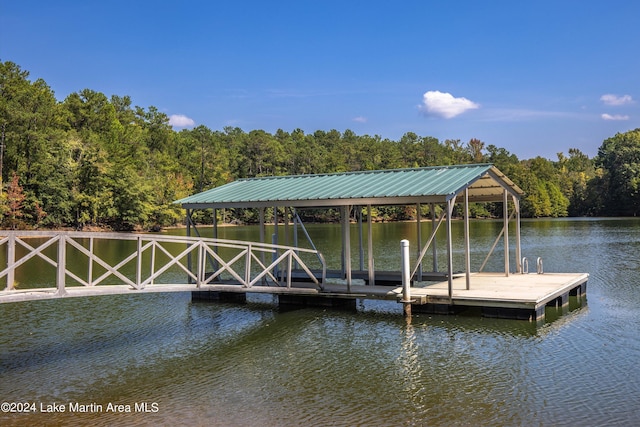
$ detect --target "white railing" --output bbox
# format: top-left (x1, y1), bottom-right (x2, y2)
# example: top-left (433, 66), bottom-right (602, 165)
top-left (0, 231), bottom-right (326, 295)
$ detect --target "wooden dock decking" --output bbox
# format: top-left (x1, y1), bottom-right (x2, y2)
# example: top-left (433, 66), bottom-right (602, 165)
top-left (306, 272), bottom-right (588, 320)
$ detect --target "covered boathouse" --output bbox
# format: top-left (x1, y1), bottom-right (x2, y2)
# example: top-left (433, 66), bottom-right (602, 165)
top-left (175, 163), bottom-right (588, 322)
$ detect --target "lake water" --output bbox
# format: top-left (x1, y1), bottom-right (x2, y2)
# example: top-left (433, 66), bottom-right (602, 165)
top-left (1, 218), bottom-right (640, 426)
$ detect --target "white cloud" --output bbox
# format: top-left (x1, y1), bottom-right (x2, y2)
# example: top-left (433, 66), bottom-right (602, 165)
top-left (419, 91), bottom-right (479, 119)
top-left (352, 116), bottom-right (367, 123)
top-left (601, 113), bottom-right (629, 121)
top-left (169, 114), bottom-right (195, 127)
top-left (600, 94), bottom-right (634, 106)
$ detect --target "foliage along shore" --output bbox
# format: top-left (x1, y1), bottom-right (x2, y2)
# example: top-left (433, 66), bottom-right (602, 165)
top-left (1, 60), bottom-right (639, 231)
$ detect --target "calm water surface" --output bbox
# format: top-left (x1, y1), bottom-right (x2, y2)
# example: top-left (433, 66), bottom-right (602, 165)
top-left (1, 218), bottom-right (640, 426)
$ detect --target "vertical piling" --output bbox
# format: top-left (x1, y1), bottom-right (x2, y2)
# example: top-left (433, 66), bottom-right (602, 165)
top-left (401, 239), bottom-right (412, 317)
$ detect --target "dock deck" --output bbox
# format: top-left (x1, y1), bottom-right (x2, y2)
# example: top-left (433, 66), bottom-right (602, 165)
top-left (317, 272), bottom-right (587, 319)
top-left (193, 271), bottom-right (588, 322)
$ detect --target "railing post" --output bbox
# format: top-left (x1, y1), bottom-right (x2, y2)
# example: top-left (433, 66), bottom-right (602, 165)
top-left (150, 241), bottom-right (156, 286)
top-left (401, 239), bottom-right (412, 318)
top-left (136, 236), bottom-right (142, 289)
top-left (245, 243), bottom-right (252, 287)
top-left (287, 250), bottom-right (293, 288)
top-left (88, 237), bottom-right (94, 286)
top-left (6, 234), bottom-right (15, 290)
top-left (197, 241), bottom-right (204, 288)
top-left (57, 235), bottom-right (67, 296)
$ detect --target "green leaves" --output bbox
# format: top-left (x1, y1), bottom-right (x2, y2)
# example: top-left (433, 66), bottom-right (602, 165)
top-left (596, 129), bottom-right (640, 216)
top-left (1, 59), bottom-right (635, 227)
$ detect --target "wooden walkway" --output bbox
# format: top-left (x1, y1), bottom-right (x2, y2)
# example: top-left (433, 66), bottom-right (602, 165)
top-left (0, 231), bottom-right (588, 323)
top-left (0, 271), bottom-right (588, 323)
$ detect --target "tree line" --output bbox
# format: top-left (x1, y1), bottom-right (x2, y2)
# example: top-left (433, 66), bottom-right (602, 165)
top-left (1, 60), bottom-right (639, 230)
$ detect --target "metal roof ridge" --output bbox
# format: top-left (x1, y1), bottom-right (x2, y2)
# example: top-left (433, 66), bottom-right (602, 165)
top-left (234, 163), bottom-right (494, 182)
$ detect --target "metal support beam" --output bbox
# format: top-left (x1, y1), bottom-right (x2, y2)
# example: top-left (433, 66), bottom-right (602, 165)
top-left (342, 205), bottom-right (352, 291)
top-left (446, 197), bottom-right (456, 301)
top-left (358, 206), bottom-right (364, 271)
top-left (367, 205), bottom-right (375, 286)
top-left (283, 207), bottom-right (289, 246)
top-left (431, 203), bottom-right (438, 272)
top-left (212, 208), bottom-right (217, 238)
top-left (513, 195), bottom-right (522, 273)
top-left (186, 209), bottom-right (192, 283)
top-left (464, 188), bottom-right (471, 290)
top-left (416, 203), bottom-right (422, 280)
top-left (503, 189), bottom-right (510, 276)
top-left (411, 209), bottom-right (446, 279)
top-left (259, 207), bottom-right (266, 282)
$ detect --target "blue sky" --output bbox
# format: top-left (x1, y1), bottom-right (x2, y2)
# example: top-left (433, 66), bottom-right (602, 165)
top-left (2, 0), bottom-right (639, 160)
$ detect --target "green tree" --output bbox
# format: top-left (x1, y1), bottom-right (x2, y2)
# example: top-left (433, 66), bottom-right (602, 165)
top-left (557, 148), bottom-right (596, 216)
top-left (596, 129), bottom-right (640, 216)
top-left (175, 125), bottom-right (229, 192)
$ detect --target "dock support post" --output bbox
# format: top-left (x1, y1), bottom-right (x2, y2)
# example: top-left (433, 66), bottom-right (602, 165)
top-left (367, 205), bottom-right (375, 286)
top-left (342, 205), bottom-right (352, 291)
top-left (464, 188), bottom-right (471, 290)
top-left (401, 239), bottom-right (411, 317)
top-left (416, 203), bottom-right (422, 280)
top-left (259, 207), bottom-right (266, 283)
top-left (273, 206), bottom-right (278, 244)
top-left (503, 190), bottom-right (510, 276)
top-left (514, 196), bottom-right (522, 273)
top-left (358, 206), bottom-right (364, 271)
top-left (446, 197), bottom-right (456, 301)
top-left (186, 209), bottom-right (192, 284)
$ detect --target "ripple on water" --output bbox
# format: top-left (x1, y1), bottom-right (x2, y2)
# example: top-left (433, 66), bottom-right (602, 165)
top-left (3, 219), bottom-right (640, 426)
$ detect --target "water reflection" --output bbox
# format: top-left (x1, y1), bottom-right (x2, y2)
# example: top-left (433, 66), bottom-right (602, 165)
top-left (2, 218), bottom-right (640, 426)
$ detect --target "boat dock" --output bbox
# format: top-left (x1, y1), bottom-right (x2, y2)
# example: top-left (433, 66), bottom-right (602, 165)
top-left (0, 165), bottom-right (589, 325)
top-left (177, 164), bottom-right (589, 323)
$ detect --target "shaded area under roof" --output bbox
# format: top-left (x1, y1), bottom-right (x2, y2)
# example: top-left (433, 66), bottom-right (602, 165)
top-left (175, 164), bottom-right (524, 209)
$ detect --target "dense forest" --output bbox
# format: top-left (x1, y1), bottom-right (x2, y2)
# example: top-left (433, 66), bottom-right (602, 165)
top-left (1, 60), bottom-right (639, 230)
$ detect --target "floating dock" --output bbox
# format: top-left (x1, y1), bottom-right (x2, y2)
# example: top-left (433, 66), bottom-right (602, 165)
top-left (193, 271), bottom-right (588, 322)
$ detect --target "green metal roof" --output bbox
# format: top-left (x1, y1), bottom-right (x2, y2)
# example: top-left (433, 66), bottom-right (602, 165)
top-left (175, 164), bottom-right (523, 209)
